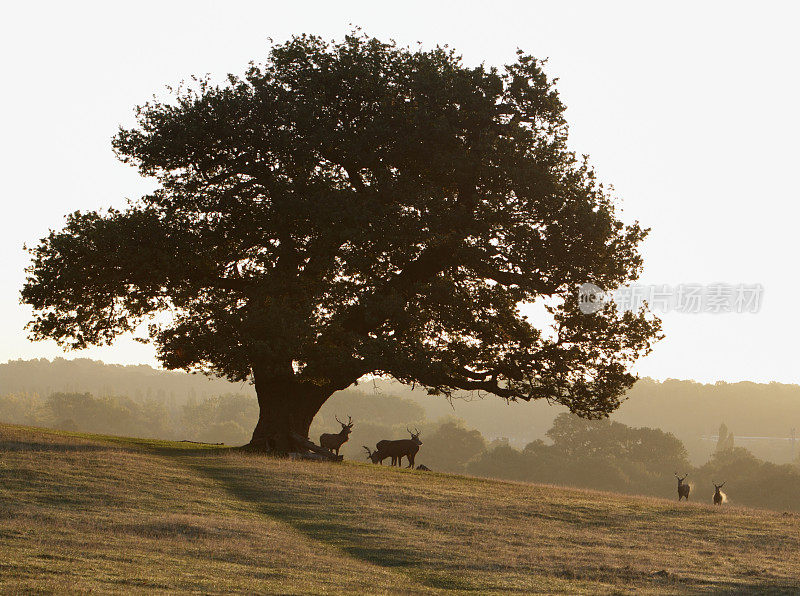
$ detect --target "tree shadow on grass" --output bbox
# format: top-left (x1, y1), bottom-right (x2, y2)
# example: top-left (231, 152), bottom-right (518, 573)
top-left (185, 457), bottom-right (439, 578)
top-left (184, 456), bottom-right (529, 592)
top-left (184, 454), bottom-right (800, 595)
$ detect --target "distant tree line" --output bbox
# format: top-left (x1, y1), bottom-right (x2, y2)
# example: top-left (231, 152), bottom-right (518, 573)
top-left (0, 389), bottom-right (425, 448)
top-left (4, 360), bottom-right (800, 466)
top-left (0, 358), bottom-right (249, 405)
top-left (0, 390), bottom-right (244, 442)
top-left (463, 414), bottom-right (800, 513)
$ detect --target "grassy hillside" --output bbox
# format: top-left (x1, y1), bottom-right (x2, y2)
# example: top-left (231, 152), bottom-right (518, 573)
top-left (1, 425), bottom-right (798, 594)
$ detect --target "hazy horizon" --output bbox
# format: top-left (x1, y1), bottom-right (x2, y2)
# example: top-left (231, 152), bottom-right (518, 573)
top-left (3, 1), bottom-right (798, 383)
top-left (4, 356), bottom-right (800, 468)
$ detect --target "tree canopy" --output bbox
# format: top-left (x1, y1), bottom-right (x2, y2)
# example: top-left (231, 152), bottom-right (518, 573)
top-left (22, 33), bottom-right (661, 449)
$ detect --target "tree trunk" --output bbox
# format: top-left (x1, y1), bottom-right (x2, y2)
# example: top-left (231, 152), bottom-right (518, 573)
top-left (247, 370), bottom-right (332, 454)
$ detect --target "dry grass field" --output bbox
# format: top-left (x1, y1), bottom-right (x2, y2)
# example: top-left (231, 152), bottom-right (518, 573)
top-left (1, 423), bottom-right (799, 594)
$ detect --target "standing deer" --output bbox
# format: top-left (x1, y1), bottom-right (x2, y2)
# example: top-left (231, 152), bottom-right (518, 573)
top-left (713, 482), bottom-right (726, 505)
top-left (362, 445), bottom-right (390, 465)
top-left (375, 428), bottom-right (423, 468)
top-left (319, 415), bottom-right (353, 456)
top-left (675, 472), bottom-right (690, 501)
top-left (375, 439), bottom-right (395, 465)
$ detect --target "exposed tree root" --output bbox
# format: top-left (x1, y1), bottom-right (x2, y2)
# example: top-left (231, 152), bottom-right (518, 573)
top-left (238, 432), bottom-right (343, 462)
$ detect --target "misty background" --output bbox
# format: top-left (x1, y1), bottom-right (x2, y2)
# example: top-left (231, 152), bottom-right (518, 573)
top-left (3, 358), bottom-right (799, 512)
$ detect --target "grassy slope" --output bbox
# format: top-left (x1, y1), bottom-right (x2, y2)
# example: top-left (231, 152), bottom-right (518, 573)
top-left (0, 425), bottom-right (798, 595)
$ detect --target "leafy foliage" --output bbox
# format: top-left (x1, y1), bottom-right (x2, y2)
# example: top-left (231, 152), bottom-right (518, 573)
top-left (22, 32), bottom-right (660, 423)
top-left (696, 447), bottom-right (800, 511)
top-left (46, 392), bottom-right (172, 438)
top-left (416, 418), bottom-right (488, 472)
top-left (181, 394), bottom-right (257, 444)
top-left (469, 413), bottom-right (691, 494)
top-left (716, 422), bottom-right (735, 452)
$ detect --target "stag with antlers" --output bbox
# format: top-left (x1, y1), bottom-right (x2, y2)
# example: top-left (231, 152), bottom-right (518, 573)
top-left (675, 472), bottom-right (690, 501)
top-left (319, 415), bottom-right (353, 456)
top-left (713, 482), bottom-right (726, 505)
top-left (362, 445), bottom-right (391, 465)
top-left (375, 428), bottom-right (423, 468)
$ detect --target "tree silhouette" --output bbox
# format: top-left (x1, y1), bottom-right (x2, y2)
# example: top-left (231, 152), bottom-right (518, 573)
top-left (717, 423), bottom-right (735, 452)
top-left (22, 33), bottom-right (660, 452)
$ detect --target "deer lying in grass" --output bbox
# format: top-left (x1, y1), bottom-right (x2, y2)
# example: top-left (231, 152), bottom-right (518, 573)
top-left (319, 415), bottom-right (353, 456)
top-left (713, 482), bottom-right (726, 505)
top-left (362, 445), bottom-right (390, 465)
top-left (376, 428), bottom-right (422, 468)
top-left (415, 464), bottom-right (432, 471)
top-left (675, 472), bottom-right (690, 501)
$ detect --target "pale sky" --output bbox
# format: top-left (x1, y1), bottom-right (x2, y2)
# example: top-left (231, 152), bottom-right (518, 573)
top-left (1, 1), bottom-right (798, 383)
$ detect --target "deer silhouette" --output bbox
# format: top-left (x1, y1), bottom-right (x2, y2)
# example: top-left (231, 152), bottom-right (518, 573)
top-left (319, 415), bottom-right (353, 456)
top-left (375, 428), bottom-right (423, 468)
top-left (713, 482), bottom-right (726, 505)
top-left (675, 472), bottom-right (690, 501)
top-left (362, 445), bottom-right (390, 465)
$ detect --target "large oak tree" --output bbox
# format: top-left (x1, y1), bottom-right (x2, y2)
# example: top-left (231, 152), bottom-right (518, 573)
top-left (22, 33), bottom-right (661, 452)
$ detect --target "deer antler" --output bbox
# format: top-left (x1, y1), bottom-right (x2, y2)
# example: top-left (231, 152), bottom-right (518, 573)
top-left (362, 445), bottom-right (372, 455)
top-left (347, 415), bottom-right (353, 426)
top-left (335, 414), bottom-right (343, 425)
